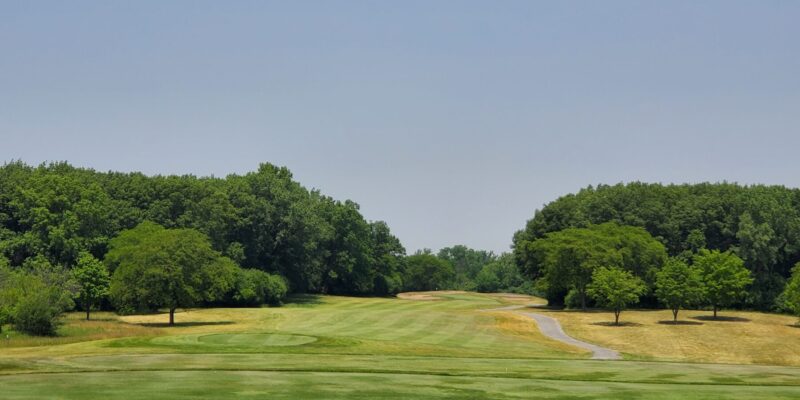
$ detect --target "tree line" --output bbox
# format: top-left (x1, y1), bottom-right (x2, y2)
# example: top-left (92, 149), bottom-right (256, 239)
top-left (513, 182), bottom-right (800, 310)
top-left (0, 161), bottom-right (529, 335)
top-left (0, 161), bottom-right (406, 296)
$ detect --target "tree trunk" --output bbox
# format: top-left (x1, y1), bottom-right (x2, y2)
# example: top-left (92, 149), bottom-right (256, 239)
top-left (85, 298), bottom-right (90, 321)
top-left (713, 305), bottom-right (718, 319)
top-left (614, 309), bottom-right (620, 326)
top-left (169, 308), bottom-right (175, 326)
top-left (580, 289), bottom-right (587, 310)
top-left (672, 308), bottom-right (679, 322)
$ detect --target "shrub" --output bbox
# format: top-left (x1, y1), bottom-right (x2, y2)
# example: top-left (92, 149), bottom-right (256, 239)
top-left (229, 269), bottom-right (288, 306)
top-left (13, 290), bottom-right (64, 336)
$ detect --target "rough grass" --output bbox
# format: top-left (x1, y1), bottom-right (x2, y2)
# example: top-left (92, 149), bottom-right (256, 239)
top-left (531, 307), bottom-right (800, 365)
top-left (2, 292), bottom-right (800, 399)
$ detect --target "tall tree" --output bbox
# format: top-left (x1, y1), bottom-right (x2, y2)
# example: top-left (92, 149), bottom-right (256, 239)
top-left (108, 223), bottom-right (237, 325)
top-left (655, 259), bottom-right (705, 322)
top-left (693, 249), bottom-right (752, 318)
top-left (587, 266), bottom-right (646, 325)
top-left (517, 222), bottom-right (666, 308)
top-left (72, 252), bottom-right (111, 320)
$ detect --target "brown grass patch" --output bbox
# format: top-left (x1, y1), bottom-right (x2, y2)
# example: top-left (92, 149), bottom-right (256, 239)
top-left (535, 308), bottom-right (800, 366)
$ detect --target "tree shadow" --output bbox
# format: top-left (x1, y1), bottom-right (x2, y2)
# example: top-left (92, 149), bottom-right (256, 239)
top-left (658, 320), bottom-right (704, 326)
top-left (691, 315), bottom-right (751, 322)
top-left (788, 324), bottom-right (800, 329)
top-left (591, 321), bottom-right (643, 327)
top-left (284, 294), bottom-right (324, 307)
top-left (131, 321), bottom-right (235, 328)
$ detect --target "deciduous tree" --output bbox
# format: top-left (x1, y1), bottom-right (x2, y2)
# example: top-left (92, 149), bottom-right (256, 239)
top-left (587, 266), bottom-right (646, 325)
top-left (694, 249), bottom-right (752, 318)
top-left (655, 259), bottom-right (705, 322)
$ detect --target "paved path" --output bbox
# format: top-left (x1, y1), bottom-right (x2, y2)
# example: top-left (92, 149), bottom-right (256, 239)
top-left (484, 305), bottom-right (621, 360)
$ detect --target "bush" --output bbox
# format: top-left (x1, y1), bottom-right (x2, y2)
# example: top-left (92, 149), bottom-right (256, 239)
top-left (229, 269), bottom-right (288, 307)
top-left (13, 291), bottom-right (63, 336)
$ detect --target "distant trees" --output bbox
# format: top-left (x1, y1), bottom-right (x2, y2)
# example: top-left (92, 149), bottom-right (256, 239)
top-left (513, 182), bottom-right (800, 309)
top-left (0, 161), bottom-right (405, 297)
top-left (72, 252), bottom-right (110, 320)
top-left (108, 222), bottom-right (237, 325)
top-left (655, 259), bottom-right (705, 322)
top-left (516, 222), bottom-right (667, 308)
top-left (474, 254), bottom-right (530, 294)
top-left (437, 246), bottom-right (496, 290)
top-left (229, 268), bottom-right (288, 307)
top-left (587, 267), bottom-right (646, 325)
top-left (693, 250), bottom-right (752, 318)
top-left (403, 253), bottom-right (454, 292)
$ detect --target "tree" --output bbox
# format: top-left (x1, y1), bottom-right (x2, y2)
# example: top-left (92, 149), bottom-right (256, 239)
top-left (693, 249), bottom-right (752, 318)
top-left (655, 259), bottom-right (705, 322)
top-left (587, 266), bottom-right (646, 325)
top-left (0, 259), bottom-right (78, 336)
top-left (72, 252), bottom-right (110, 320)
top-left (228, 268), bottom-right (288, 307)
top-left (779, 263), bottom-right (800, 324)
top-left (437, 245), bottom-right (496, 290)
top-left (108, 223), bottom-right (237, 325)
top-left (474, 254), bottom-right (528, 294)
top-left (403, 253), bottom-right (455, 292)
top-left (517, 222), bottom-right (666, 308)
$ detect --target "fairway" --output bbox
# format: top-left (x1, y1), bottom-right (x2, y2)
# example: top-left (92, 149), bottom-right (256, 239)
top-left (2, 292), bottom-right (800, 399)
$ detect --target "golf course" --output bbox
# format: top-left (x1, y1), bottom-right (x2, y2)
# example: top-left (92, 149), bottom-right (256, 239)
top-left (2, 291), bottom-right (799, 399)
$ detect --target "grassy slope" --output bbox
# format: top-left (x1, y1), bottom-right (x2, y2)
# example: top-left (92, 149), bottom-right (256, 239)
top-left (1, 292), bottom-right (800, 399)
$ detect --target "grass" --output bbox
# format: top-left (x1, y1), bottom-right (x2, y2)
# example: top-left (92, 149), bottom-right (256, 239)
top-left (531, 307), bottom-right (800, 365)
top-left (1, 292), bottom-right (800, 399)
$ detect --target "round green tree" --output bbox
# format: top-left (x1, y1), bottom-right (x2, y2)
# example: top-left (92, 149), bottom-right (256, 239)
top-left (655, 258), bottom-right (706, 322)
top-left (72, 252), bottom-right (110, 320)
top-left (693, 249), bottom-right (752, 318)
top-left (108, 222), bottom-right (237, 325)
top-left (587, 266), bottom-right (646, 325)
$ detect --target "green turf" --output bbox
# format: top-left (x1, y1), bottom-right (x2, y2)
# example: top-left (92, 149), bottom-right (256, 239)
top-left (2, 292), bottom-right (800, 399)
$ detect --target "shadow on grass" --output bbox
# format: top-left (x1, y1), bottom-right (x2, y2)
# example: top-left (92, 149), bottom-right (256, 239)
top-left (591, 321), bottom-right (643, 327)
top-left (691, 315), bottom-right (751, 322)
top-left (131, 321), bottom-right (235, 328)
top-left (788, 324), bottom-right (800, 329)
top-left (658, 320), bottom-right (704, 326)
top-left (284, 294), bottom-right (324, 307)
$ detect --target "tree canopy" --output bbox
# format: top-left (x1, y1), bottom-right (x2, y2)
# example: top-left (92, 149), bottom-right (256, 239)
top-left (72, 252), bottom-right (110, 320)
top-left (516, 222), bottom-right (667, 308)
top-left (587, 266), bottom-right (646, 325)
top-left (655, 259), bottom-right (705, 322)
top-left (693, 249), bottom-right (752, 318)
top-left (0, 161), bottom-right (405, 296)
top-left (108, 222), bottom-right (237, 325)
top-left (513, 182), bottom-right (800, 309)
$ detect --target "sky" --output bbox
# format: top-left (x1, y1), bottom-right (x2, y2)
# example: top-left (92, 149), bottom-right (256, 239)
top-left (1, 1), bottom-right (799, 254)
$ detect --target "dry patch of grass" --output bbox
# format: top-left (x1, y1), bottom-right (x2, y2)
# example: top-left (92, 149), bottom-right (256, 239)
top-left (396, 291), bottom-right (466, 301)
top-left (490, 312), bottom-right (589, 356)
top-left (535, 308), bottom-right (800, 366)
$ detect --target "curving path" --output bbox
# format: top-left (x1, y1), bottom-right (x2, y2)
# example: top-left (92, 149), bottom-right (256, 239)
top-left (484, 305), bottom-right (621, 360)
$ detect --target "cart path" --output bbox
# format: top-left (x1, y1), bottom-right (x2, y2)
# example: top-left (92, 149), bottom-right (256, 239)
top-left (484, 305), bottom-right (621, 360)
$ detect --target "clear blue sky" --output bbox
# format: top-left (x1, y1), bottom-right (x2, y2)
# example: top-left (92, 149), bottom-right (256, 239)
top-left (1, 1), bottom-right (798, 253)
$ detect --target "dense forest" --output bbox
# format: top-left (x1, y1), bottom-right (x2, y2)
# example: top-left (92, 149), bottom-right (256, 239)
top-left (0, 161), bottom-right (406, 296)
top-left (513, 183), bottom-right (800, 310)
